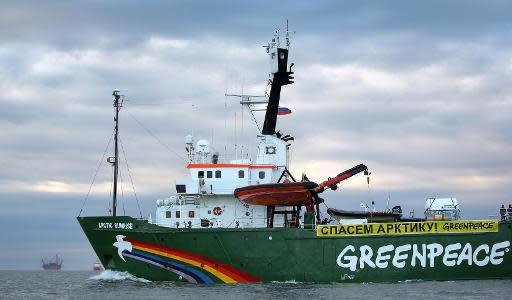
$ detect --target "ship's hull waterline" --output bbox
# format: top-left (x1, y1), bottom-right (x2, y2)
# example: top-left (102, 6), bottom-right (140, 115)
top-left (78, 216), bottom-right (512, 283)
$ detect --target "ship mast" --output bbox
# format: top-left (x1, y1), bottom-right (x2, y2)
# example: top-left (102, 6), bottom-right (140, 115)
top-left (109, 90), bottom-right (123, 216)
top-left (261, 24), bottom-right (294, 135)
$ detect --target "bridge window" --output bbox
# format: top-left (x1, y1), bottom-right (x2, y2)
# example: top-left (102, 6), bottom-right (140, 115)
top-left (176, 184), bottom-right (186, 193)
top-left (175, 211), bottom-right (180, 218)
top-left (198, 171), bottom-right (204, 178)
top-left (166, 211), bottom-right (172, 218)
top-left (238, 170), bottom-right (245, 178)
top-left (259, 171), bottom-right (265, 179)
top-left (215, 170), bottom-right (221, 178)
top-left (207, 171), bottom-right (213, 178)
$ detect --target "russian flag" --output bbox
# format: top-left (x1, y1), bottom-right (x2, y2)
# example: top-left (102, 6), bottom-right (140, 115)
top-left (277, 107), bottom-right (292, 115)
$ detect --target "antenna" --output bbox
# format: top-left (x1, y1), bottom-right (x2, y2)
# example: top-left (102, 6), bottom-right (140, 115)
top-left (286, 19), bottom-right (290, 49)
top-left (225, 93), bottom-right (268, 133)
top-left (234, 111), bottom-right (237, 160)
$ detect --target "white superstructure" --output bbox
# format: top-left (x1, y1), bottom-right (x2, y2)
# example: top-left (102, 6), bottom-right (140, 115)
top-left (153, 135), bottom-right (292, 229)
top-left (152, 31), bottom-right (296, 229)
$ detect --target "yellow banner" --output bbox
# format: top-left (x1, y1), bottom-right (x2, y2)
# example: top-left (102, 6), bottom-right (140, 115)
top-left (317, 220), bottom-right (498, 237)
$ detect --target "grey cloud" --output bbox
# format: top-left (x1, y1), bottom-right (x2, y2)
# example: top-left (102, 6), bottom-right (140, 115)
top-left (3, 1), bottom-right (511, 50)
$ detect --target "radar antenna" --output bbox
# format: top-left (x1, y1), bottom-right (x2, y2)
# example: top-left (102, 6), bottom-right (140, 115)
top-left (225, 93), bottom-right (268, 133)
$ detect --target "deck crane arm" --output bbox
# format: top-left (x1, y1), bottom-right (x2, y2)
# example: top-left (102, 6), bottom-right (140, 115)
top-left (312, 164), bottom-right (368, 193)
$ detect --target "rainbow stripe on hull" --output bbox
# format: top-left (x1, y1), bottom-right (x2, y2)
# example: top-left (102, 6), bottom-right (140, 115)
top-left (122, 238), bottom-right (261, 283)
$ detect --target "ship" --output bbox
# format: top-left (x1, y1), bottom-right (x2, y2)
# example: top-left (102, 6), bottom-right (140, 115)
top-left (42, 254), bottom-right (62, 270)
top-left (93, 261), bottom-right (103, 272)
top-left (77, 26), bottom-right (512, 283)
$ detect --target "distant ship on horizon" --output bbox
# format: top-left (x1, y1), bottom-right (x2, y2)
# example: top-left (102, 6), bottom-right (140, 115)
top-left (93, 261), bottom-right (103, 271)
top-left (42, 254), bottom-right (62, 270)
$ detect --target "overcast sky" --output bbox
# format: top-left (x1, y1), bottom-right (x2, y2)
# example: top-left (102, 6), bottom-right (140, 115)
top-left (1, 0), bottom-right (511, 270)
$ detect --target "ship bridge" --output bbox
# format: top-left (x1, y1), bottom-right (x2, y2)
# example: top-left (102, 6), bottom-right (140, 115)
top-left (181, 163), bottom-right (276, 195)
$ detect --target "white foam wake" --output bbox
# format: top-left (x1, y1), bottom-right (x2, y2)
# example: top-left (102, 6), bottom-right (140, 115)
top-left (271, 280), bottom-right (302, 284)
top-left (89, 270), bottom-right (151, 282)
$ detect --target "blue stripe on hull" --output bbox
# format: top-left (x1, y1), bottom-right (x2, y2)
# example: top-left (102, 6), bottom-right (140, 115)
top-left (122, 250), bottom-right (214, 283)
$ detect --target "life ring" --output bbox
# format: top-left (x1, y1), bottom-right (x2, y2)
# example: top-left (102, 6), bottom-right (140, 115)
top-left (213, 207), bottom-right (222, 216)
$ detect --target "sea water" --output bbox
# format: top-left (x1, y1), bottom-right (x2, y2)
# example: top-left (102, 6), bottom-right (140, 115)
top-left (0, 270), bottom-right (510, 300)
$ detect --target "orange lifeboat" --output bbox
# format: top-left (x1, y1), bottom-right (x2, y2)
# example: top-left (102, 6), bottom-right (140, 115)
top-left (234, 164), bottom-right (369, 207)
top-left (234, 181), bottom-right (318, 206)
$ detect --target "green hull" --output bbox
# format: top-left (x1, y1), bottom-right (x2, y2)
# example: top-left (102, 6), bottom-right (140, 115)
top-left (78, 216), bottom-right (512, 283)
